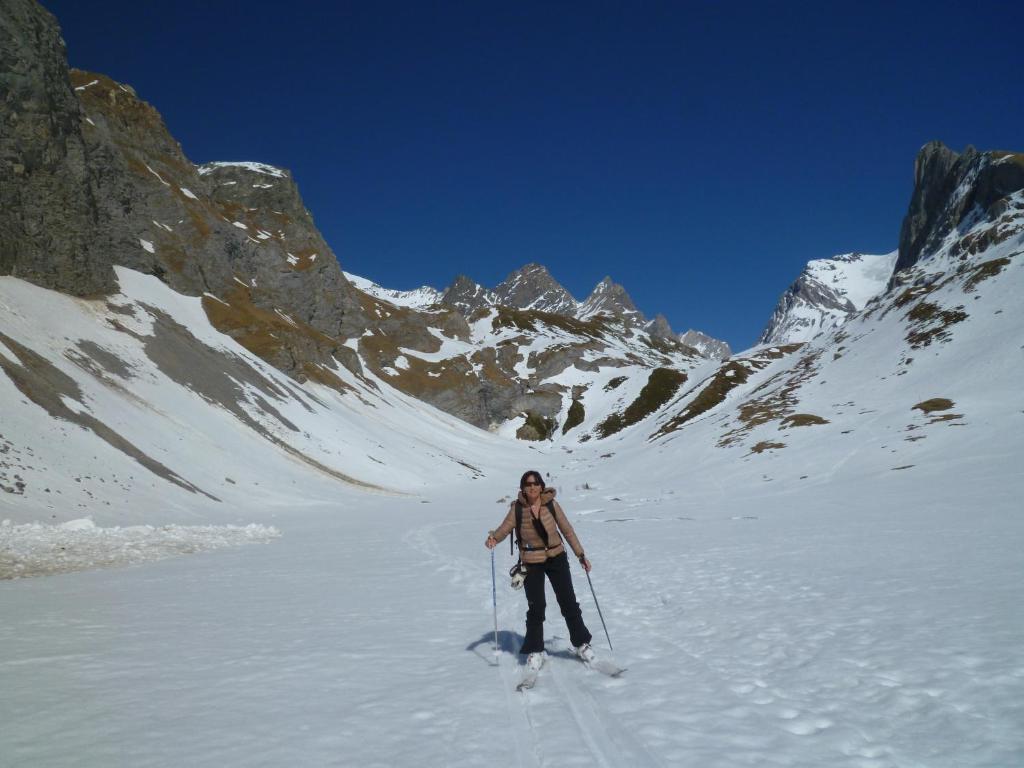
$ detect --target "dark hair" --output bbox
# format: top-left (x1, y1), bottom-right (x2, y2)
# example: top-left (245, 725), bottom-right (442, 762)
top-left (519, 470), bottom-right (545, 490)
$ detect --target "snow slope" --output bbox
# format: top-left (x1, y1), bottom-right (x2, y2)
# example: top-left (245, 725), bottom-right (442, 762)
top-left (760, 252), bottom-right (898, 344)
top-left (2, 223), bottom-right (1023, 766)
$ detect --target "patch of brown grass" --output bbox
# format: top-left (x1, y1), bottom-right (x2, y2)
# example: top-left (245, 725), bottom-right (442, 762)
top-left (492, 307), bottom-right (611, 338)
top-left (653, 362), bottom-right (751, 436)
top-left (963, 256), bottom-right (1012, 292)
top-left (913, 398), bottom-right (955, 413)
top-left (749, 441), bottom-right (786, 454)
top-left (905, 302), bottom-right (968, 348)
top-left (715, 351), bottom-right (824, 446)
top-left (597, 368), bottom-right (688, 438)
top-left (780, 413), bottom-right (830, 428)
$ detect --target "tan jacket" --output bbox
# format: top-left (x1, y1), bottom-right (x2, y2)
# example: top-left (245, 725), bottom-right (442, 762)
top-left (491, 488), bottom-right (584, 565)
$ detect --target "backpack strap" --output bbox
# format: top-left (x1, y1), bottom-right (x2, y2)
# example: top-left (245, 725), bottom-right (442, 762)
top-left (512, 502), bottom-right (523, 558)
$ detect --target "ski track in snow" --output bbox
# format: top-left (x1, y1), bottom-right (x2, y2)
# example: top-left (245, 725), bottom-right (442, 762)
top-left (398, 474), bottom-right (1024, 768)
top-left (2, 469), bottom-right (1022, 766)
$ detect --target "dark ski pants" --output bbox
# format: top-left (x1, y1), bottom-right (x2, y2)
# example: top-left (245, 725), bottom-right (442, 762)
top-left (520, 552), bottom-right (592, 654)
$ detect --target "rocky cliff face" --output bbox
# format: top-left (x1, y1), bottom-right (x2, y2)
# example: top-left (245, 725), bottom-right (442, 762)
top-left (895, 141), bottom-right (1024, 276)
top-left (0, 0), bottom-right (115, 295)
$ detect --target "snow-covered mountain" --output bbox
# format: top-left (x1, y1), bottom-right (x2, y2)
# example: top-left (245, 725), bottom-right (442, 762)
top-left (758, 251), bottom-right (898, 345)
top-left (343, 271), bottom-right (443, 310)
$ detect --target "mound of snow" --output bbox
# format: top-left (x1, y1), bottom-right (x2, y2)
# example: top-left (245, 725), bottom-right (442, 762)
top-left (0, 518), bottom-right (280, 579)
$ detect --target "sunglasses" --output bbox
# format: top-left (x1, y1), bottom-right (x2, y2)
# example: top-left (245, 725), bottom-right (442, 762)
top-left (522, 481), bottom-right (542, 487)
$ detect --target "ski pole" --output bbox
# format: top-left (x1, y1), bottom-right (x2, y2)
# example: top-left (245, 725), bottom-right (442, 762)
top-left (585, 569), bottom-right (613, 651)
top-left (490, 535), bottom-right (499, 661)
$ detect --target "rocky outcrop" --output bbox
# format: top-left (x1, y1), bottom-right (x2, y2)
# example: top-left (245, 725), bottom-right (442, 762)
top-left (895, 141), bottom-right (1024, 275)
top-left (645, 314), bottom-right (675, 340)
top-left (0, 0), bottom-right (115, 295)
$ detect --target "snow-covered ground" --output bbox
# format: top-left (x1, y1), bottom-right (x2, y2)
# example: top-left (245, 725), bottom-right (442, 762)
top-left (2, 454), bottom-right (1021, 767)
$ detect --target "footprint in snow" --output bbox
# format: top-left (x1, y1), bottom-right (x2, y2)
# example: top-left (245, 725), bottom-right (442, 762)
top-left (783, 718), bottom-right (834, 735)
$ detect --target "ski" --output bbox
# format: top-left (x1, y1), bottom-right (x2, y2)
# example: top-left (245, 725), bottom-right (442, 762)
top-left (566, 641), bottom-right (626, 677)
top-left (584, 658), bottom-right (626, 677)
top-left (515, 670), bottom-right (539, 691)
top-left (516, 654), bottom-right (545, 691)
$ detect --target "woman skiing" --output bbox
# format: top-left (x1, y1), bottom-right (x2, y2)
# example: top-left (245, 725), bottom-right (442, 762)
top-left (485, 470), bottom-right (594, 673)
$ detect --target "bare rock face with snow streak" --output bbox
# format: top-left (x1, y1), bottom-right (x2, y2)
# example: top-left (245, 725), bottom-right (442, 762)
top-left (759, 252), bottom-right (897, 345)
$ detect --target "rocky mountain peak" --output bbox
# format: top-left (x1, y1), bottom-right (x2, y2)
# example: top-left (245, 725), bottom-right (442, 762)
top-left (578, 276), bottom-right (640, 321)
top-left (492, 263), bottom-right (578, 314)
top-left (440, 274), bottom-right (495, 315)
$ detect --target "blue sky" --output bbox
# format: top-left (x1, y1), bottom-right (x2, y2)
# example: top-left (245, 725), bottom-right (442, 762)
top-left (45, 1), bottom-right (1023, 350)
